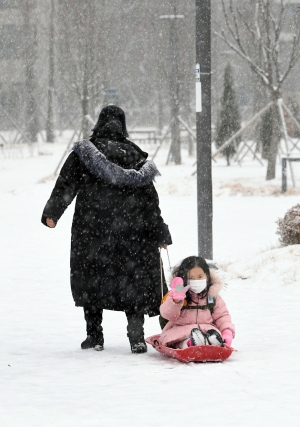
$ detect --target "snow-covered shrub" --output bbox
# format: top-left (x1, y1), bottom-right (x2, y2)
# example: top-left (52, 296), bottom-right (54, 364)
top-left (276, 204), bottom-right (300, 245)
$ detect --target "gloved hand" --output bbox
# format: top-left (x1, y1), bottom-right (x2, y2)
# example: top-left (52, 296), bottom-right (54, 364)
top-left (169, 277), bottom-right (190, 302)
top-left (222, 329), bottom-right (233, 346)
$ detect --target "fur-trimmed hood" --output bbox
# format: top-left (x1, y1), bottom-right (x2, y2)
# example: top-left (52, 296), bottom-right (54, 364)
top-left (73, 139), bottom-right (160, 188)
top-left (208, 270), bottom-right (223, 297)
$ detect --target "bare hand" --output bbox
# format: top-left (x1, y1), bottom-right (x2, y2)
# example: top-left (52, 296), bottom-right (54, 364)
top-left (160, 245), bottom-right (168, 249)
top-left (46, 218), bottom-right (56, 228)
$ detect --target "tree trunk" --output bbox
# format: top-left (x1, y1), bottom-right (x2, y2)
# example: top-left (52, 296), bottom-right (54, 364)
top-left (81, 52), bottom-right (90, 139)
top-left (169, 14), bottom-right (181, 165)
top-left (157, 91), bottom-right (163, 136)
top-left (172, 92), bottom-right (181, 165)
top-left (266, 98), bottom-right (281, 180)
top-left (24, 0), bottom-right (39, 143)
top-left (81, 8), bottom-right (90, 140)
top-left (81, 91), bottom-right (90, 139)
top-left (46, 0), bottom-right (55, 143)
top-left (226, 153), bottom-right (230, 166)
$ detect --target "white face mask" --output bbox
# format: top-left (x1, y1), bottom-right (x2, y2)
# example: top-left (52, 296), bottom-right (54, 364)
top-left (187, 279), bottom-right (207, 294)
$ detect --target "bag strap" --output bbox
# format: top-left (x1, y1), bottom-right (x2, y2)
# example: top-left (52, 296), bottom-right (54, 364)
top-left (181, 296), bottom-right (216, 314)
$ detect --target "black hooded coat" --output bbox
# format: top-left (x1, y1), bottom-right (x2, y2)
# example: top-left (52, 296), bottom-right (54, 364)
top-left (42, 107), bottom-right (171, 316)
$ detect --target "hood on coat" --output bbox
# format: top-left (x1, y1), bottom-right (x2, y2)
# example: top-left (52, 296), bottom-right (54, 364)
top-left (73, 139), bottom-right (160, 188)
top-left (92, 138), bottom-right (147, 170)
top-left (92, 105), bottom-right (129, 138)
top-left (208, 269), bottom-right (223, 297)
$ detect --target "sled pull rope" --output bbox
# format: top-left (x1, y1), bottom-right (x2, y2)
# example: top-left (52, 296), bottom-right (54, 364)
top-left (159, 248), bottom-right (164, 299)
top-left (166, 247), bottom-right (171, 271)
top-left (160, 247), bottom-right (172, 298)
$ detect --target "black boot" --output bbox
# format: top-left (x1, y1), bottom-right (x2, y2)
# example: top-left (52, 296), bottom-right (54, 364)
top-left (206, 329), bottom-right (224, 347)
top-left (81, 335), bottom-right (104, 351)
top-left (82, 305), bottom-right (104, 350)
top-left (126, 310), bottom-right (147, 354)
top-left (130, 341), bottom-right (147, 354)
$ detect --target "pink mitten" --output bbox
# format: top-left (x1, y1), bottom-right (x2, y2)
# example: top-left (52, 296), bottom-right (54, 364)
top-left (222, 329), bottom-right (233, 346)
top-left (169, 277), bottom-right (190, 301)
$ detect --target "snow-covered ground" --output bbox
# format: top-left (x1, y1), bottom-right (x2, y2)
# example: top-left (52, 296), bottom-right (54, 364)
top-left (1, 141), bottom-right (300, 426)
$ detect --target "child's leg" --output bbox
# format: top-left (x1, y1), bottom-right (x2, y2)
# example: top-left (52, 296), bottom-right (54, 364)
top-left (176, 338), bottom-right (190, 349)
top-left (176, 329), bottom-right (224, 349)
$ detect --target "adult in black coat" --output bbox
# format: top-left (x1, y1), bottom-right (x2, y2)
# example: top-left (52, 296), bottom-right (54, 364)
top-left (42, 105), bottom-right (172, 353)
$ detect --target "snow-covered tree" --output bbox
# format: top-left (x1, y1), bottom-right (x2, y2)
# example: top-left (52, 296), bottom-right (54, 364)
top-left (215, 63), bottom-right (241, 166)
top-left (215, 0), bottom-right (300, 180)
top-left (57, 0), bottom-right (102, 138)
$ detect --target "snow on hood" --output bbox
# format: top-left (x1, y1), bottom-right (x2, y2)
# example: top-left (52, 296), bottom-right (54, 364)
top-left (209, 269), bottom-right (224, 297)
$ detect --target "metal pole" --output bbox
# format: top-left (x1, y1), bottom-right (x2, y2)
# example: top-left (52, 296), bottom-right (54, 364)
top-left (196, 0), bottom-right (212, 260)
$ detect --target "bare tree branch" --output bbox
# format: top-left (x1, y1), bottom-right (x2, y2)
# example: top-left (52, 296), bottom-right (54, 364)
top-left (221, 0), bottom-right (239, 46)
top-left (264, 1), bottom-right (274, 90)
top-left (236, 8), bottom-right (256, 42)
top-left (281, 31), bottom-right (300, 84)
top-left (219, 0), bottom-right (273, 87)
top-left (214, 30), bottom-right (269, 87)
top-left (254, 2), bottom-right (267, 68)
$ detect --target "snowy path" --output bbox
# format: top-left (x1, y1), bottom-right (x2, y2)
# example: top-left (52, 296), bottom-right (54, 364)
top-left (1, 149), bottom-right (300, 426)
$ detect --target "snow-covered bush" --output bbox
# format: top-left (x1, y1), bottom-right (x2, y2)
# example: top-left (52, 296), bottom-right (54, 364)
top-left (276, 204), bottom-right (300, 245)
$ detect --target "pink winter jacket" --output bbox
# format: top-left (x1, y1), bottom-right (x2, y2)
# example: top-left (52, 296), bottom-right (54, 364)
top-left (159, 271), bottom-right (235, 346)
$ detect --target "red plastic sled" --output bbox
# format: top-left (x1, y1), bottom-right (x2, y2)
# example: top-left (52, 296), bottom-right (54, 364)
top-left (146, 334), bottom-right (235, 363)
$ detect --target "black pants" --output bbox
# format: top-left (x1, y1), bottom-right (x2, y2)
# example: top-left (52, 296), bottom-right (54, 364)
top-left (83, 306), bottom-right (145, 345)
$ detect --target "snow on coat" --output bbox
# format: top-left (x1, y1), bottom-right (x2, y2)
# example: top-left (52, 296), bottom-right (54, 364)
top-left (159, 271), bottom-right (235, 346)
top-left (41, 138), bottom-right (172, 316)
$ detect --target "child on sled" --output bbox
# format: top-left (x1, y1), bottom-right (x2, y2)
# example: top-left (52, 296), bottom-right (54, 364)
top-left (159, 256), bottom-right (235, 349)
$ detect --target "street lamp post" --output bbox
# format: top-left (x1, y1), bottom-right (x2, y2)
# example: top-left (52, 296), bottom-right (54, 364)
top-left (196, 0), bottom-right (213, 260)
